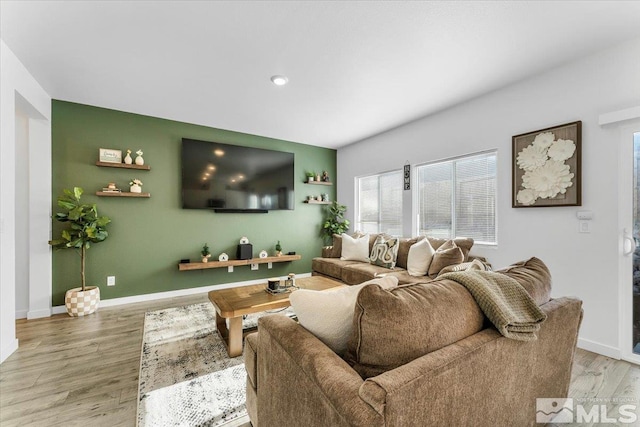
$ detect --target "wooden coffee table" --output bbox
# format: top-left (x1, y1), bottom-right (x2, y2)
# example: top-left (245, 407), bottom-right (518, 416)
top-left (208, 275), bottom-right (344, 357)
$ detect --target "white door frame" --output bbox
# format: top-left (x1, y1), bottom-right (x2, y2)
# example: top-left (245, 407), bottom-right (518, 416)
top-left (617, 119), bottom-right (640, 365)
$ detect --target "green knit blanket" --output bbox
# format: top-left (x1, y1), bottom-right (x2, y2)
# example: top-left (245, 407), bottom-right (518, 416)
top-left (440, 270), bottom-right (547, 341)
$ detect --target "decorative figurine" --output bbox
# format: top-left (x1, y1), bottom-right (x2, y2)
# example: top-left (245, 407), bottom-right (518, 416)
top-left (322, 171), bottom-right (330, 182)
top-left (135, 149), bottom-right (144, 165)
top-left (124, 149), bottom-right (132, 165)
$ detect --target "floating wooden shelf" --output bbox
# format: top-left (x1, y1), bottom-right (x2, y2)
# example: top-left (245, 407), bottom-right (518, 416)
top-left (305, 181), bottom-right (332, 186)
top-left (304, 200), bottom-right (331, 205)
top-left (96, 161), bottom-right (151, 171)
top-left (96, 191), bottom-right (151, 198)
top-left (178, 254), bottom-right (301, 271)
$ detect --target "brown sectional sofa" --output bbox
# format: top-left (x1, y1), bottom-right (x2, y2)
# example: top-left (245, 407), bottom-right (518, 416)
top-left (312, 234), bottom-right (485, 285)
top-left (245, 257), bottom-right (583, 427)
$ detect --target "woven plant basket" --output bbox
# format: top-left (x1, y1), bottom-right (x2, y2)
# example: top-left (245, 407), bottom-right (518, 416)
top-left (65, 286), bottom-right (100, 317)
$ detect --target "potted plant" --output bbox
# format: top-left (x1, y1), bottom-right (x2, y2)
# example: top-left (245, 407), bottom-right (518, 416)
top-left (322, 201), bottom-right (350, 245)
top-left (201, 243), bottom-right (211, 263)
top-left (275, 240), bottom-right (283, 257)
top-left (49, 187), bottom-right (110, 317)
top-left (306, 171), bottom-right (315, 183)
top-left (129, 178), bottom-right (143, 193)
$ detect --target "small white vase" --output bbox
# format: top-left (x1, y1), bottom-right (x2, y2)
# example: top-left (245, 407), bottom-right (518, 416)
top-left (130, 184), bottom-right (142, 193)
top-left (135, 155), bottom-right (144, 165)
top-left (124, 154), bottom-right (132, 164)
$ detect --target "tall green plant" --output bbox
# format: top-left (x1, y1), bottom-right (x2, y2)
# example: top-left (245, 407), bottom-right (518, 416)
top-left (49, 187), bottom-right (111, 291)
top-left (322, 201), bottom-right (350, 244)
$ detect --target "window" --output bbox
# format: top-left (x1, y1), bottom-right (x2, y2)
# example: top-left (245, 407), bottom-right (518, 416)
top-left (416, 151), bottom-right (497, 244)
top-left (356, 170), bottom-right (403, 236)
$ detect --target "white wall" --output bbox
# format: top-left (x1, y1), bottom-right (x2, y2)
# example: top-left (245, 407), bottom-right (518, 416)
top-left (0, 40), bottom-right (51, 364)
top-left (338, 37), bottom-right (640, 358)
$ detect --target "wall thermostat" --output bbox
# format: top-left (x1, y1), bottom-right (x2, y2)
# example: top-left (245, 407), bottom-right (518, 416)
top-left (218, 253), bottom-right (229, 262)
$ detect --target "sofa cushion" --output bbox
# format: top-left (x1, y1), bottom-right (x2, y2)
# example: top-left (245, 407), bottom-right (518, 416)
top-left (327, 232), bottom-right (365, 258)
top-left (369, 234), bottom-right (400, 269)
top-left (428, 240), bottom-right (464, 276)
top-left (341, 262), bottom-right (404, 285)
top-left (495, 257), bottom-right (552, 306)
top-left (341, 233), bottom-right (370, 262)
top-left (407, 238), bottom-right (436, 276)
top-left (381, 270), bottom-right (434, 285)
top-left (346, 280), bottom-right (485, 378)
top-left (290, 276), bottom-right (398, 356)
top-left (312, 257), bottom-right (361, 281)
top-left (427, 237), bottom-right (474, 261)
top-left (395, 237), bottom-right (421, 269)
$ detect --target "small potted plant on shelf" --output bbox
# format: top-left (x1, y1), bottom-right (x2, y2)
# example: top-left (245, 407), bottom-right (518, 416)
top-left (49, 187), bottom-right (110, 317)
top-left (322, 201), bottom-right (350, 245)
top-left (275, 240), bottom-right (283, 257)
top-left (201, 243), bottom-right (211, 263)
top-left (306, 171), bottom-right (315, 183)
top-left (129, 178), bottom-right (143, 193)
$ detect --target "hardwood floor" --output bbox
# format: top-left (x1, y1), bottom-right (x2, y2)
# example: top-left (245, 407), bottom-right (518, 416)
top-left (1, 294), bottom-right (638, 426)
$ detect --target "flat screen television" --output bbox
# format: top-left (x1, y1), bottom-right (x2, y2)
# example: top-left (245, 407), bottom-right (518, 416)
top-left (181, 138), bottom-right (294, 212)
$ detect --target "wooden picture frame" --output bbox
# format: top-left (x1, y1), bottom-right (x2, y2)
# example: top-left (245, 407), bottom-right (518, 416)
top-left (512, 121), bottom-right (581, 208)
top-left (99, 148), bottom-right (122, 164)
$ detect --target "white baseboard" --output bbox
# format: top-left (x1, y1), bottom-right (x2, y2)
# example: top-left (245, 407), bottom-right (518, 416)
top-left (0, 339), bottom-right (19, 364)
top-left (52, 273), bottom-right (313, 314)
top-left (27, 308), bottom-right (52, 319)
top-left (577, 338), bottom-right (621, 360)
top-left (15, 309), bottom-right (28, 320)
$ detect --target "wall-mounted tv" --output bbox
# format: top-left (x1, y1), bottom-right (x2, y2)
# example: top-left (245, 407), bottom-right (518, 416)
top-left (181, 138), bottom-right (294, 212)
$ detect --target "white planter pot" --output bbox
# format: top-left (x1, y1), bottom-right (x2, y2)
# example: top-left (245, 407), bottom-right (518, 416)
top-left (130, 184), bottom-right (142, 193)
top-left (65, 286), bottom-right (100, 317)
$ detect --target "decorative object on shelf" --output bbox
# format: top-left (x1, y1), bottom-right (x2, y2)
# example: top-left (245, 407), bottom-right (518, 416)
top-left (99, 148), bottom-right (122, 164)
top-left (322, 171), bottom-right (330, 182)
top-left (315, 173), bottom-right (321, 182)
top-left (129, 178), bottom-right (143, 193)
top-left (322, 193), bottom-right (329, 202)
top-left (135, 149), bottom-right (144, 165)
top-left (259, 250), bottom-right (268, 259)
top-left (107, 182), bottom-right (117, 190)
top-left (101, 182), bottom-right (121, 193)
top-left (512, 121), bottom-right (581, 208)
top-left (219, 253), bottom-right (229, 262)
top-left (275, 240), bottom-right (283, 257)
top-left (316, 195), bottom-right (322, 201)
top-left (48, 187), bottom-right (110, 317)
top-left (322, 201), bottom-right (350, 245)
top-left (404, 162), bottom-right (411, 191)
top-left (201, 243), bottom-right (211, 263)
top-left (239, 236), bottom-right (250, 244)
top-left (124, 149), bottom-right (133, 165)
top-left (306, 171), bottom-right (315, 183)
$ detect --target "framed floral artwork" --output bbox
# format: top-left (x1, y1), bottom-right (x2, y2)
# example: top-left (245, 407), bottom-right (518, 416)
top-left (512, 121), bottom-right (581, 208)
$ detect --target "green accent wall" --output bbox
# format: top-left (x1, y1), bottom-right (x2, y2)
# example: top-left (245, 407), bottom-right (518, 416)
top-left (51, 101), bottom-right (336, 306)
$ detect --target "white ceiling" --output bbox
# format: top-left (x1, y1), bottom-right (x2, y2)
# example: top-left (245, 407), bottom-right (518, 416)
top-left (2, 1), bottom-right (640, 149)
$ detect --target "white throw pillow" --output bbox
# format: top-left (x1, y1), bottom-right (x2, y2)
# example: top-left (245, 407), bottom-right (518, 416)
top-left (407, 238), bottom-right (436, 276)
top-left (340, 233), bottom-right (370, 262)
top-left (289, 276), bottom-right (398, 356)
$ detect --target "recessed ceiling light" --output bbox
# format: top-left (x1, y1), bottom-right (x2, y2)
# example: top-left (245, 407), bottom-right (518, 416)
top-left (214, 149), bottom-right (225, 157)
top-left (270, 75), bottom-right (288, 86)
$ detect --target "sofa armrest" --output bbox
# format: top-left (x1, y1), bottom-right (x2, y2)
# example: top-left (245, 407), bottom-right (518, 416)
top-left (256, 315), bottom-right (383, 427)
top-left (358, 296), bottom-right (582, 427)
top-left (322, 245), bottom-right (336, 258)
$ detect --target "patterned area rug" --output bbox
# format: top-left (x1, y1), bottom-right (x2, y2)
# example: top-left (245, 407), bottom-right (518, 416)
top-left (137, 302), bottom-right (293, 427)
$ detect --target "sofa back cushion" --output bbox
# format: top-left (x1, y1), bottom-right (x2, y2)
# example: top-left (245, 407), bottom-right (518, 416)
top-left (346, 280), bottom-right (485, 378)
top-left (495, 257), bottom-right (552, 306)
top-left (340, 233), bottom-right (370, 262)
top-left (427, 237), bottom-right (474, 261)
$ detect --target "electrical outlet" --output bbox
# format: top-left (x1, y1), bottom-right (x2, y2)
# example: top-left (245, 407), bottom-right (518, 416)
top-left (579, 221), bottom-right (590, 233)
top-left (251, 263), bottom-right (259, 271)
top-left (107, 276), bottom-right (116, 286)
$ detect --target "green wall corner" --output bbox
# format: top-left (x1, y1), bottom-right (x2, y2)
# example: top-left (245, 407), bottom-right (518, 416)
top-left (51, 100), bottom-right (337, 306)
